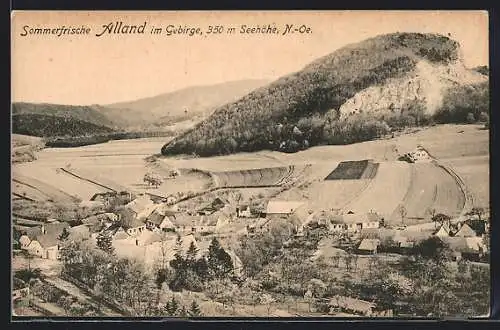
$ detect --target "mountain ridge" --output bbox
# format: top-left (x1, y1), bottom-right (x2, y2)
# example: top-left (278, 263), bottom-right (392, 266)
top-left (161, 32), bottom-right (488, 157)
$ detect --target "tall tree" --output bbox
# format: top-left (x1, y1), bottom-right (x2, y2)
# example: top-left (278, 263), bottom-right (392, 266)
top-left (207, 237), bottom-right (234, 279)
top-left (189, 301), bottom-right (202, 317)
top-left (58, 227), bottom-right (70, 242)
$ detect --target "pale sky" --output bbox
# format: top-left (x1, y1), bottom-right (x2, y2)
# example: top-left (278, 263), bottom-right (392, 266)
top-left (11, 11), bottom-right (489, 105)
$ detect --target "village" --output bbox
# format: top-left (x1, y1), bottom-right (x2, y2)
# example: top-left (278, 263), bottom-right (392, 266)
top-left (12, 144), bottom-right (490, 317)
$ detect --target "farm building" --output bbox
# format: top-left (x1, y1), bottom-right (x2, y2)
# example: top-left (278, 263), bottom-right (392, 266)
top-left (342, 213), bottom-right (382, 232)
top-left (170, 214), bottom-right (198, 233)
top-left (433, 223), bottom-right (451, 237)
top-left (464, 219), bottom-right (487, 236)
top-left (82, 213), bottom-right (118, 234)
top-left (328, 295), bottom-right (376, 316)
top-left (91, 191), bottom-right (132, 205)
top-left (454, 223), bottom-right (478, 237)
top-left (236, 205), bottom-right (254, 218)
top-left (110, 226), bottom-right (130, 240)
top-left (19, 235), bottom-right (31, 249)
top-left (123, 216), bottom-right (147, 237)
top-left (125, 195), bottom-right (155, 218)
top-left (337, 212), bottom-right (382, 233)
top-left (357, 239), bottom-right (380, 254)
top-left (145, 210), bottom-right (169, 231)
top-left (265, 201), bottom-right (304, 216)
top-left (68, 224), bottom-right (91, 241)
top-left (197, 197), bottom-right (230, 215)
top-left (440, 236), bottom-right (487, 261)
top-left (23, 223), bottom-right (70, 260)
top-left (134, 230), bottom-right (163, 246)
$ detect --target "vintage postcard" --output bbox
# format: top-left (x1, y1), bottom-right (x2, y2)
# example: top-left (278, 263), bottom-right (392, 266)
top-left (11, 11), bottom-right (490, 318)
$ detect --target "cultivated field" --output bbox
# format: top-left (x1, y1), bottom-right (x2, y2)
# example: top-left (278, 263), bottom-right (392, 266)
top-left (389, 162), bottom-right (465, 223)
top-left (11, 125), bottom-right (488, 220)
top-left (343, 162), bottom-right (412, 218)
top-left (325, 160), bottom-right (379, 181)
top-left (212, 165), bottom-right (301, 188)
top-left (443, 155), bottom-right (489, 209)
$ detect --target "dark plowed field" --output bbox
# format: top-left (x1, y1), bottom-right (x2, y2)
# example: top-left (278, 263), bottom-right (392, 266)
top-left (325, 160), bottom-right (379, 180)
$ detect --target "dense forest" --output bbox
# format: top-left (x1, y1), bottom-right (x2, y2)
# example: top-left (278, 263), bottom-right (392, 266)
top-left (12, 113), bottom-right (115, 137)
top-left (12, 102), bottom-right (118, 128)
top-left (161, 33), bottom-right (487, 157)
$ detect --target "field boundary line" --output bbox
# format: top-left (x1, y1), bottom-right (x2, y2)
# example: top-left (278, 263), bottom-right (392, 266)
top-left (59, 168), bottom-right (117, 193)
top-left (12, 192), bottom-right (37, 202)
top-left (434, 160), bottom-right (473, 216)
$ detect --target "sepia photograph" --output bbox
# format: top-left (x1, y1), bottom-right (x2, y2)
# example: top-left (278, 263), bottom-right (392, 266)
top-left (11, 10), bottom-right (490, 318)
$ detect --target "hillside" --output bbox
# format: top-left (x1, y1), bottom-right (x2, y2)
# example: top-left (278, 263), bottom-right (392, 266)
top-left (161, 33), bottom-right (488, 157)
top-left (102, 79), bottom-right (269, 128)
top-left (12, 113), bottom-right (115, 138)
top-left (12, 102), bottom-right (117, 128)
top-left (12, 103), bottom-right (119, 137)
top-left (11, 134), bottom-right (45, 163)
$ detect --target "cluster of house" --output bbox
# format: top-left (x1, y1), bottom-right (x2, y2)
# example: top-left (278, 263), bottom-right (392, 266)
top-left (431, 219), bottom-right (489, 261)
top-left (17, 221), bottom-right (72, 260)
top-left (14, 194), bottom-right (240, 264)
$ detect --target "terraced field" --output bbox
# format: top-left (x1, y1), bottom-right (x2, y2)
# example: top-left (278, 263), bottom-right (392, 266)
top-left (11, 125), bottom-right (486, 214)
top-left (212, 165), bottom-right (298, 188)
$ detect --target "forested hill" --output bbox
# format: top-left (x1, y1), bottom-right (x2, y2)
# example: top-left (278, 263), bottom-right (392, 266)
top-left (12, 102), bottom-right (118, 137)
top-left (161, 32), bottom-right (488, 157)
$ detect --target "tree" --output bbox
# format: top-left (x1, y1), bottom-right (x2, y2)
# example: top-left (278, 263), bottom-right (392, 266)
top-left (413, 237), bottom-right (453, 262)
top-left (178, 305), bottom-right (189, 317)
top-left (207, 237), bottom-right (234, 279)
top-left (432, 213), bottom-right (451, 228)
top-left (427, 208), bottom-right (437, 227)
top-left (467, 207), bottom-right (485, 221)
top-left (58, 227), bottom-right (70, 242)
top-left (479, 112), bottom-right (489, 123)
top-left (143, 173), bottom-right (163, 188)
top-left (466, 112), bottom-right (476, 123)
top-left (96, 231), bottom-right (114, 255)
top-left (398, 205), bottom-right (407, 226)
top-left (165, 297), bottom-right (179, 316)
top-left (188, 301), bottom-right (202, 317)
top-left (186, 242), bottom-right (198, 267)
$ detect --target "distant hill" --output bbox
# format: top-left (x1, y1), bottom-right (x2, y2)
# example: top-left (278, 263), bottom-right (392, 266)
top-left (12, 79), bottom-right (268, 138)
top-left (12, 102), bottom-right (117, 128)
top-left (102, 79), bottom-right (269, 129)
top-left (12, 103), bottom-right (118, 137)
top-left (161, 32), bottom-right (488, 157)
